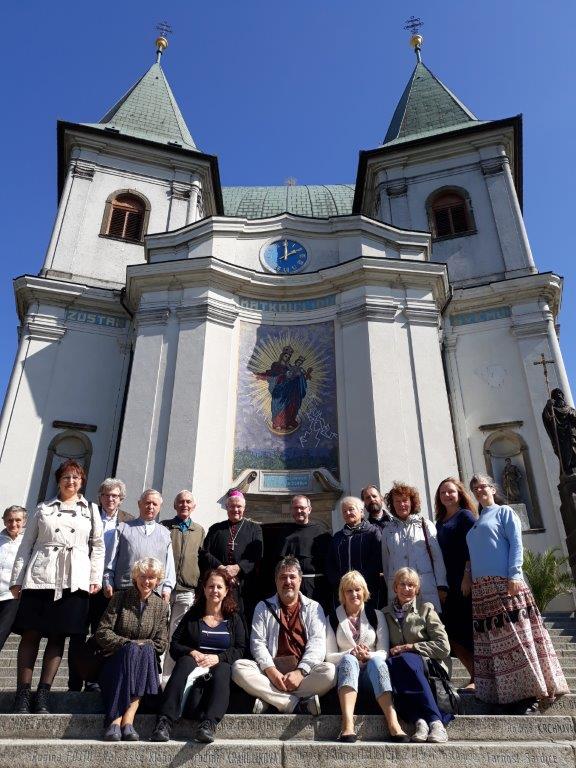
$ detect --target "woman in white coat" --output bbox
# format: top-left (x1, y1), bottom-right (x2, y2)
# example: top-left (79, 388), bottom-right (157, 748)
top-left (381, 482), bottom-right (448, 612)
top-left (326, 571), bottom-right (408, 743)
top-left (10, 460), bottom-right (104, 714)
top-left (0, 506), bottom-right (26, 652)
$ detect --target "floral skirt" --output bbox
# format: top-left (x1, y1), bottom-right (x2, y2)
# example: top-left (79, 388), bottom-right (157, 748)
top-left (472, 576), bottom-right (569, 704)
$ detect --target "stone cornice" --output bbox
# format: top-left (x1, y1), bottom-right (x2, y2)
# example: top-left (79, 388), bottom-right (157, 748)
top-left (14, 275), bottom-right (130, 324)
top-left (125, 256), bottom-right (449, 312)
top-left (145, 213), bottom-right (431, 258)
top-left (448, 273), bottom-right (562, 319)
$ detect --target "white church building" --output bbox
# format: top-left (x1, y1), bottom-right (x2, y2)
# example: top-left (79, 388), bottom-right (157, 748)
top-left (0, 35), bottom-right (572, 567)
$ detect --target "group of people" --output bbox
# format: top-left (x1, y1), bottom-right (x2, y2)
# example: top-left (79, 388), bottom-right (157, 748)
top-left (0, 459), bottom-right (569, 744)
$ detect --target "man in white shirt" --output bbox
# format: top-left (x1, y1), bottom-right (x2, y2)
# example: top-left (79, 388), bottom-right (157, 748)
top-left (232, 556), bottom-right (336, 714)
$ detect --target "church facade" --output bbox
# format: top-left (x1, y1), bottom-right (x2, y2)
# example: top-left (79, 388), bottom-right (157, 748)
top-left (0, 38), bottom-right (572, 571)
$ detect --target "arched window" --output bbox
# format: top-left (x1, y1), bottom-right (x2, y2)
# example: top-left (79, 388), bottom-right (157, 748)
top-left (428, 188), bottom-right (475, 240)
top-left (38, 430), bottom-right (93, 502)
top-left (101, 191), bottom-right (150, 243)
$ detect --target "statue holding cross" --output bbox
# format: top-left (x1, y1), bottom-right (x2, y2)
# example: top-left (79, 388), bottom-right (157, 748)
top-left (535, 352), bottom-right (576, 475)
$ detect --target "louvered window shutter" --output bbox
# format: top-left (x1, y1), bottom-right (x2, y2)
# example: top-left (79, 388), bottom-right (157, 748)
top-left (107, 194), bottom-right (145, 241)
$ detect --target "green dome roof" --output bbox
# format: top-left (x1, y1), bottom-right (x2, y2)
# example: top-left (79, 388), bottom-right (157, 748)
top-left (222, 184), bottom-right (355, 219)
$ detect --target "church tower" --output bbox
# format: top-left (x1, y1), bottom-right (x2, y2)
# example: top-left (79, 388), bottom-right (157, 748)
top-left (354, 31), bottom-right (571, 552)
top-left (0, 36), bottom-right (221, 505)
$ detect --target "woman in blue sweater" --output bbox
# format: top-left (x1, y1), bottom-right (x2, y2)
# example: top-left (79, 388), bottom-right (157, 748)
top-left (466, 474), bottom-right (568, 713)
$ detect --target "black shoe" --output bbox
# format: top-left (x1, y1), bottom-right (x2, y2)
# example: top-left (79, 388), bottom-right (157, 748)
top-left (196, 720), bottom-right (215, 743)
top-left (84, 682), bottom-right (101, 693)
top-left (337, 732), bottom-right (358, 743)
top-left (33, 686), bottom-right (50, 714)
top-left (151, 716), bottom-right (171, 742)
top-left (13, 685), bottom-right (32, 714)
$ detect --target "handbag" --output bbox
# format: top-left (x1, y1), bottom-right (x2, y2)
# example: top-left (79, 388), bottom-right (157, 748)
top-left (425, 657), bottom-right (462, 715)
top-left (264, 600), bottom-right (304, 673)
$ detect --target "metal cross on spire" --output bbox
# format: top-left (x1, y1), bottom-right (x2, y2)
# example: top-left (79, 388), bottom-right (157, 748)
top-left (155, 21), bottom-right (173, 63)
top-left (404, 16), bottom-right (424, 62)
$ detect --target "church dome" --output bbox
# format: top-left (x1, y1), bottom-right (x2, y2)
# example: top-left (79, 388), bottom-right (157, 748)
top-left (222, 184), bottom-right (355, 219)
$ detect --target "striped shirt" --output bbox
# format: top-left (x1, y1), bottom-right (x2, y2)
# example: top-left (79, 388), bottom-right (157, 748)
top-left (199, 620), bottom-right (231, 653)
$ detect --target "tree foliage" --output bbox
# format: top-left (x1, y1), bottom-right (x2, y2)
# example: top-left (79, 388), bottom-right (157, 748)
top-left (523, 548), bottom-right (574, 612)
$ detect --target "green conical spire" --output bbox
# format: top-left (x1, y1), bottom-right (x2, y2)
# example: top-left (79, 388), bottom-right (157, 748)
top-left (383, 61), bottom-right (482, 145)
top-left (84, 62), bottom-right (197, 150)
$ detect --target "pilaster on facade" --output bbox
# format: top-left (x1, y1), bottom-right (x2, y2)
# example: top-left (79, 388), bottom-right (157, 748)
top-left (336, 298), bottom-right (398, 327)
top-left (134, 308), bottom-right (171, 328)
top-left (480, 157), bottom-right (508, 177)
top-left (71, 163), bottom-right (95, 181)
top-left (170, 183), bottom-right (191, 201)
top-left (22, 317), bottom-right (67, 343)
top-left (510, 320), bottom-right (549, 340)
top-left (175, 301), bottom-right (239, 329)
top-left (402, 300), bottom-right (440, 327)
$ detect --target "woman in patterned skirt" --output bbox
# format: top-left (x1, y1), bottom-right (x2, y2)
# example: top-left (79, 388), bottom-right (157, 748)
top-left (466, 474), bottom-right (569, 713)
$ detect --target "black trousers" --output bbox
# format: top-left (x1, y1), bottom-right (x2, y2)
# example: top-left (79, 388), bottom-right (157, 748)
top-left (160, 657), bottom-right (232, 724)
top-left (68, 591), bottom-right (111, 689)
top-left (0, 599), bottom-right (19, 653)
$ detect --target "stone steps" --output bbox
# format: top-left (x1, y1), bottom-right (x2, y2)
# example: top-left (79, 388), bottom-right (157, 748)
top-left (0, 713), bottom-right (575, 741)
top-left (0, 739), bottom-right (573, 768)
top-left (1, 690), bottom-right (575, 715)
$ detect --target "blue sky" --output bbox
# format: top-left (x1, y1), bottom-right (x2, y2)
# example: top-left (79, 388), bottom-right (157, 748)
top-left (1, 1), bottom-right (575, 406)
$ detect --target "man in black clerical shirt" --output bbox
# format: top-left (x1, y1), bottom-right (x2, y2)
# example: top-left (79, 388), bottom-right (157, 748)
top-left (280, 495), bottom-right (331, 608)
top-left (201, 490), bottom-right (263, 619)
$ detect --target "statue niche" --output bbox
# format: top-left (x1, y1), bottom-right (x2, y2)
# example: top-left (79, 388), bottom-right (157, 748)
top-left (483, 430), bottom-right (542, 530)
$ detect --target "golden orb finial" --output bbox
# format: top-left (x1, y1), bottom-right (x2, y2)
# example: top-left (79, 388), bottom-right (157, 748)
top-left (410, 34), bottom-right (423, 50)
top-left (156, 36), bottom-right (169, 54)
top-left (155, 22), bottom-right (172, 63)
top-left (404, 17), bottom-right (424, 62)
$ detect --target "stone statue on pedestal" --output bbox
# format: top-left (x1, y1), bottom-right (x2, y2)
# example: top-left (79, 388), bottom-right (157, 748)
top-left (542, 388), bottom-right (576, 476)
top-left (501, 458), bottom-right (523, 503)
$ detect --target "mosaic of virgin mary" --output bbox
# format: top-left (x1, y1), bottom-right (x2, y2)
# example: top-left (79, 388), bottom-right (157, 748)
top-left (255, 346), bottom-right (313, 432)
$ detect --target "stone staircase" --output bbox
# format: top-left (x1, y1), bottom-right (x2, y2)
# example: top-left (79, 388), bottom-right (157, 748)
top-left (0, 615), bottom-right (574, 767)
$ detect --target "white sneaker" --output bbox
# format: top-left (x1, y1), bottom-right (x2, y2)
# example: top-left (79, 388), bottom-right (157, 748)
top-left (252, 698), bottom-right (270, 714)
top-left (411, 719), bottom-right (429, 742)
top-left (427, 721), bottom-right (448, 743)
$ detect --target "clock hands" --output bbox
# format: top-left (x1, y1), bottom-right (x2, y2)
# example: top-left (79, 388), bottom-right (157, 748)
top-left (280, 241), bottom-right (304, 260)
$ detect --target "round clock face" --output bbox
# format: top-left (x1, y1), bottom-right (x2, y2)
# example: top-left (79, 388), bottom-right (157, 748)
top-left (262, 239), bottom-right (308, 274)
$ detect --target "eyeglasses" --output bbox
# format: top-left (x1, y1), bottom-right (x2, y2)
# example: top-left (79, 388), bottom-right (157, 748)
top-left (102, 493), bottom-right (120, 499)
top-left (472, 484), bottom-right (493, 491)
top-left (61, 475), bottom-right (81, 482)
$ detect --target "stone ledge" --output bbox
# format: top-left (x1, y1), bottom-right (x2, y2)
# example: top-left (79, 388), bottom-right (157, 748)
top-left (0, 714), bottom-right (574, 742)
top-left (0, 740), bottom-right (573, 768)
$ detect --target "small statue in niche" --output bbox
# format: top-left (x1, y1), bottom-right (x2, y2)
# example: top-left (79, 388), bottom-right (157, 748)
top-left (542, 388), bottom-right (576, 475)
top-left (501, 458), bottom-right (523, 503)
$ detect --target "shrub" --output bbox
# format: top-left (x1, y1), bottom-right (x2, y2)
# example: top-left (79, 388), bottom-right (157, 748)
top-left (523, 548), bottom-right (574, 612)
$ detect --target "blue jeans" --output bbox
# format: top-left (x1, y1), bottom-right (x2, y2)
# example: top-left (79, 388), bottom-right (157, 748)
top-left (337, 653), bottom-right (392, 698)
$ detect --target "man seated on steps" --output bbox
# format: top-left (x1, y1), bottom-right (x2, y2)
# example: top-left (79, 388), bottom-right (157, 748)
top-left (232, 556), bottom-right (336, 714)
